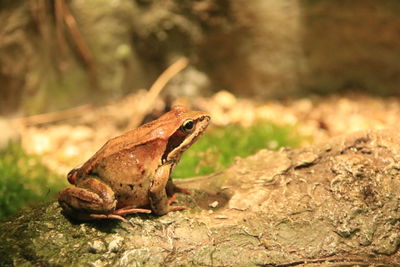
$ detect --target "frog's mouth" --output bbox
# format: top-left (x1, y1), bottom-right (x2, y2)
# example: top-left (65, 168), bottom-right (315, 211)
top-left (162, 115), bottom-right (210, 165)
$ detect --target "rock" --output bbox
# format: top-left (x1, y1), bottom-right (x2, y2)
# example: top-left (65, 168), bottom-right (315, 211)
top-left (106, 235), bottom-right (124, 253)
top-left (88, 240), bottom-right (106, 254)
top-left (1, 129), bottom-right (400, 266)
top-left (209, 201), bottom-right (219, 208)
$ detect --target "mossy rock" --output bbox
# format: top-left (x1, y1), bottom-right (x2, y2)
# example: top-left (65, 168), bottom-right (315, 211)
top-left (1, 130), bottom-right (400, 266)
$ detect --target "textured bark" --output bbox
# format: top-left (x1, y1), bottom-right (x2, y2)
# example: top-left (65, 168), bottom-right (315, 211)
top-left (1, 129), bottom-right (400, 266)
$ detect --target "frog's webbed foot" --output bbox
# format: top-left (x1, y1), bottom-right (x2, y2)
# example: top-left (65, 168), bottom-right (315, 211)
top-left (72, 210), bottom-right (151, 222)
top-left (113, 207), bottom-right (152, 216)
top-left (89, 213), bottom-right (128, 222)
top-left (168, 194), bottom-right (178, 204)
top-left (166, 192), bottom-right (188, 212)
top-left (168, 205), bottom-right (187, 212)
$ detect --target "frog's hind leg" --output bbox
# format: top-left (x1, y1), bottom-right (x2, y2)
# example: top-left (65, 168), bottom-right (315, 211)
top-left (58, 177), bottom-right (118, 221)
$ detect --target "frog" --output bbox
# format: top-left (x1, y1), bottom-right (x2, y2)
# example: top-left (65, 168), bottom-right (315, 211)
top-left (58, 105), bottom-right (210, 221)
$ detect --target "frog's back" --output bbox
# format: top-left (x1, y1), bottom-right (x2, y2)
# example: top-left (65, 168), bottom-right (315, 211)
top-left (74, 116), bottom-right (179, 180)
top-left (94, 137), bottom-right (166, 181)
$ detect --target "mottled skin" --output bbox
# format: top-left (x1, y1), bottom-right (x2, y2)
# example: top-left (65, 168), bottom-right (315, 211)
top-left (58, 106), bottom-right (210, 221)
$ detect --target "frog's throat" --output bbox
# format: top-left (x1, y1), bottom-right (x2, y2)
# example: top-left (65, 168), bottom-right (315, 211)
top-left (165, 115), bottom-right (210, 164)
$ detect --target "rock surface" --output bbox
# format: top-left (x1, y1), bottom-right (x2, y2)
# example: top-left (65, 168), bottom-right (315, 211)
top-left (1, 130), bottom-right (400, 266)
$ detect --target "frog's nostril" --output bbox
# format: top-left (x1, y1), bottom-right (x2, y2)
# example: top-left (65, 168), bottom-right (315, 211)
top-left (199, 116), bottom-right (209, 121)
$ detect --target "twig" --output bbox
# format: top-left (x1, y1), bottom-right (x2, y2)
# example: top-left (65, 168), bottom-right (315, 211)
top-left (126, 57), bottom-right (189, 129)
top-left (29, 0), bottom-right (50, 42)
top-left (61, 0), bottom-right (96, 85)
top-left (13, 104), bottom-right (93, 126)
top-left (55, 0), bottom-right (67, 69)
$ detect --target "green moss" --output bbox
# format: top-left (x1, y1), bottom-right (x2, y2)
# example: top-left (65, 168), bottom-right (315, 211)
top-left (172, 122), bottom-right (305, 178)
top-left (0, 143), bottom-right (66, 220)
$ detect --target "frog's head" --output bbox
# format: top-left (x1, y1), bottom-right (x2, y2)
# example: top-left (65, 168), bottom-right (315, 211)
top-left (161, 105), bottom-right (210, 165)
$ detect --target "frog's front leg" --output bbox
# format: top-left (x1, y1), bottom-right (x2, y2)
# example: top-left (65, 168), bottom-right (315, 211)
top-left (58, 177), bottom-right (123, 221)
top-left (149, 164), bottom-right (186, 215)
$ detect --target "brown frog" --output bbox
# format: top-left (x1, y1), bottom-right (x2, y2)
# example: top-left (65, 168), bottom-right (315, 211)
top-left (58, 106), bottom-right (210, 221)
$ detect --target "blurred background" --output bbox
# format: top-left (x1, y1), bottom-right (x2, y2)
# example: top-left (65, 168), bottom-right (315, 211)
top-left (1, 0), bottom-right (400, 219)
top-left (2, 0), bottom-right (400, 114)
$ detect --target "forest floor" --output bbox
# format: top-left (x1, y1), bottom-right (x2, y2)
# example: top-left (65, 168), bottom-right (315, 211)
top-left (13, 91), bottom-right (400, 178)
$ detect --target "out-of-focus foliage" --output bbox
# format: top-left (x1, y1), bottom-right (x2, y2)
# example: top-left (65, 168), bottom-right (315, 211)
top-left (0, 143), bottom-right (65, 220)
top-left (173, 122), bottom-right (304, 178)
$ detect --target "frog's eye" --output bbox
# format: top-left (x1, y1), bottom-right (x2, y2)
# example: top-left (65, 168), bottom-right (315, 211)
top-left (181, 119), bottom-right (195, 134)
